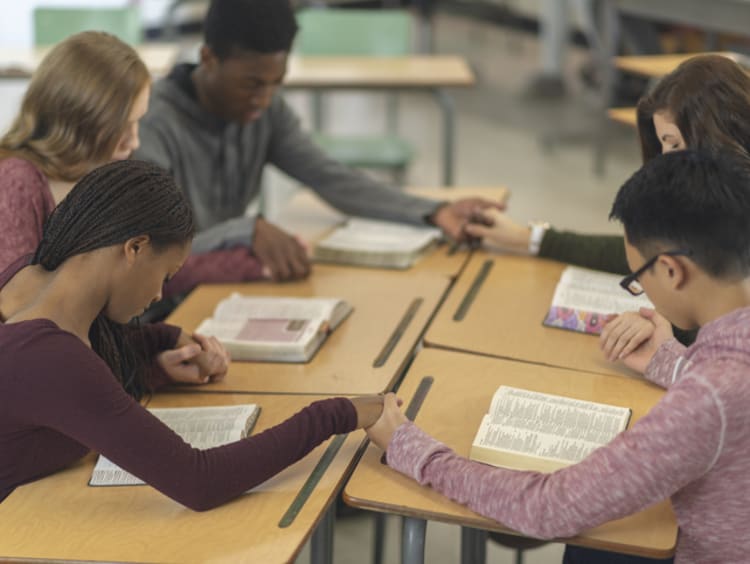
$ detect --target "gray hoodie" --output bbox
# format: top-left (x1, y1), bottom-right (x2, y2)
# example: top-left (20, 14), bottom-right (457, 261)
top-left (134, 64), bottom-right (442, 254)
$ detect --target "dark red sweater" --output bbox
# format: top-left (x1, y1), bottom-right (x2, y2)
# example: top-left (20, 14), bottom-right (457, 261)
top-left (0, 258), bottom-right (357, 509)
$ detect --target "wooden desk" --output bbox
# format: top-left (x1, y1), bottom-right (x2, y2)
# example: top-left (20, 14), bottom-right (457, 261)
top-left (423, 251), bottom-right (636, 378)
top-left (0, 392), bottom-right (365, 564)
top-left (284, 55), bottom-right (475, 186)
top-left (614, 51), bottom-right (747, 78)
top-left (285, 55), bottom-right (474, 89)
top-left (168, 265), bottom-right (449, 395)
top-left (275, 186), bottom-right (510, 280)
top-left (344, 348), bottom-right (677, 561)
top-left (607, 107), bottom-right (637, 128)
top-left (0, 42), bottom-right (181, 78)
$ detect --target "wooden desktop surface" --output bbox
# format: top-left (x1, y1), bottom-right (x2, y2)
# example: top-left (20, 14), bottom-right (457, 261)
top-left (276, 186), bottom-right (510, 279)
top-left (608, 107), bottom-right (637, 127)
top-left (167, 265), bottom-right (449, 395)
top-left (614, 51), bottom-right (745, 78)
top-left (0, 392), bottom-right (365, 564)
top-left (424, 251), bottom-right (638, 378)
top-left (0, 42), bottom-right (181, 78)
top-left (284, 55), bottom-right (475, 89)
top-left (0, 45), bottom-right (473, 88)
top-left (344, 348), bottom-right (677, 558)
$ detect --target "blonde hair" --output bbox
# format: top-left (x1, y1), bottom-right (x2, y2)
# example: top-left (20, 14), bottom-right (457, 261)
top-left (0, 31), bottom-right (149, 181)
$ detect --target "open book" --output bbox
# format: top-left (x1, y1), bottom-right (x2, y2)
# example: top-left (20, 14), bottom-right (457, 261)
top-left (470, 386), bottom-right (631, 473)
top-left (543, 266), bottom-right (653, 335)
top-left (195, 293), bottom-right (353, 362)
top-left (89, 404), bottom-right (260, 486)
top-left (313, 218), bottom-right (442, 269)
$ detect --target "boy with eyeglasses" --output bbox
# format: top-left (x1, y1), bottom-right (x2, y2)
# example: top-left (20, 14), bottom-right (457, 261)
top-left (366, 149), bottom-right (750, 563)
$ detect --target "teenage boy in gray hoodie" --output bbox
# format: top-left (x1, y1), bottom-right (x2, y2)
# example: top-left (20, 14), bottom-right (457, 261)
top-left (135, 0), bottom-right (500, 281)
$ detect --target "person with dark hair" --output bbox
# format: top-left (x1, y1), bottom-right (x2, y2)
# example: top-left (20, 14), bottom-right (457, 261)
top-left (465, 54), bottom-right (750, 276)
top-left (0, 159), bottom-right (385, 508)
top-left (134, 0), bottom-right (502, 282)
top-left (367, 150), bottom-right (750, 563)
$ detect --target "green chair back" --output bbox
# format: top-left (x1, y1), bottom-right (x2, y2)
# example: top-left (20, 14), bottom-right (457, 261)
top-left (295, 9), bottom-right (411, 56)
top-left (34, 6), bottom-right (142, 47)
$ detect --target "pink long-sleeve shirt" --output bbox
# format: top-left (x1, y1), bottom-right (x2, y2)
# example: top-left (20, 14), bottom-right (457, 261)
top-left (386, 307), bottom-right (750, 563)
top-left (0, 157), bottom-right (265, 296)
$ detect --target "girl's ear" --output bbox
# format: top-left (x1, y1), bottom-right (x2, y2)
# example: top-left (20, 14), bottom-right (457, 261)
top-left (123, 235), bottom-right (151, 265)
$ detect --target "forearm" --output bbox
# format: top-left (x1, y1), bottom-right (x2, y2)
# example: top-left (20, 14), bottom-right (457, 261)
top-left (163, 248), bottom-right (265, 297)
top-left (539, 230), bottom-right (628, 274)
top-left (644, 339), bottom-right (688, 388)
top-left (388, 385), bottom-right (719, 539)
top-left (191, 216), bottom-right (257, 254)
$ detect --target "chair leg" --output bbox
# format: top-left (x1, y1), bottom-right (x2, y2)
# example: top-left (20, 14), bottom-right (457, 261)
top-left (515, 549), bottom-right (525, 564)
top-left (372, 513), bottom-right (386, 564)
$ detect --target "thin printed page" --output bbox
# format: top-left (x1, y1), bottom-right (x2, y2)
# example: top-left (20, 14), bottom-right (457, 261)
top-left (544, 266), bottom-right (652, 334)
top-left (471, 386), bottom-right (630, 470)
top-left (90, 404), bottom-right (259, 486)
top-left (214, 293), bottom-right (342, 323)
top-left (318, 218), bottom-right (442, 252)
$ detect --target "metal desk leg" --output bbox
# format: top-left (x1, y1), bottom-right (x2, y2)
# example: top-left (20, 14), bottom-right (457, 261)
top-left (460, 527), bottom-right (487, 564)
top-left (401, 517), bottom-right (427, 564)
top-left (311, 503), bottom-right (335, 564)
top-left (434, 89), bottom-right (455, 186)
top-left (593, 0), bottom-right (621, 175)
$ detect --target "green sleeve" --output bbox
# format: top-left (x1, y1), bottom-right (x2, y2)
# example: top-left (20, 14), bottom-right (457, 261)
top-left (538, 228), bottom-right (629, 275)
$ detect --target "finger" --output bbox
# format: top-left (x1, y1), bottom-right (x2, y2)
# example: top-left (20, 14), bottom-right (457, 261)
top-left (620, 327), bottom-right (652, 357)
top-left (160, 343), bottom-right (202, 365)
top-left (464, 223), bottom-right (491, 239)
top-left (170, 363), bottom-right (202, 383)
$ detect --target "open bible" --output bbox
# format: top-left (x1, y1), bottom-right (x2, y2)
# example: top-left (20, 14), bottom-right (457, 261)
top-left (543, 266), bottom-right (653, 335)
top-left (313, 218), bottom-right (442, 269)
top-left (89, 404), bottom-right (260, 486)
top-left (195, 293), bottom-right (353, 362)
top-left (470, 386), bottom-right (631, 473)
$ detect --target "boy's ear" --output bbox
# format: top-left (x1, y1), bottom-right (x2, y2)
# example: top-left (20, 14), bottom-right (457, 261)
top-left (200, 45), bottom-right (218, 71)
top-left (660, 254), bottom-right (688, 290)
top-left (123, 235), bottom-right (151, 265)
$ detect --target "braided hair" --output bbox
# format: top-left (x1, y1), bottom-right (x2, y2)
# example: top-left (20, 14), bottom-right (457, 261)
top-left (32, 160), bottom-right (194, 399)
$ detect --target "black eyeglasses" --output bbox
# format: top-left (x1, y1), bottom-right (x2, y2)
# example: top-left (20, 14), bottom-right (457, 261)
top-left (620, 249), bottom-right (692, 296)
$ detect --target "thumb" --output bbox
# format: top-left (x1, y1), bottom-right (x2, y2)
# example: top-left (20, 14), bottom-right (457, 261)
top-left (639, 307), bottom-right (656, 319)
top-left (161, 343), bottom-right (201, 365)
top-left (464, 223), bottom-right (491, 238)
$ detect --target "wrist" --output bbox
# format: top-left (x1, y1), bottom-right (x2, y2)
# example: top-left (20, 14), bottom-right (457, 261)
top-left (425, 202), bottom-right (449, 227)
top-left (527, 221), bottom-right (550, 256)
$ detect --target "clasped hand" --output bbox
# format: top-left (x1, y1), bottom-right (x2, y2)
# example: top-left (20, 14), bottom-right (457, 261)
top-left (158, 332), bottom-right (230, 385)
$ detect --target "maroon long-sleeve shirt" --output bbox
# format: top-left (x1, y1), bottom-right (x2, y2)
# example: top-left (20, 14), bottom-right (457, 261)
top-left (0, 257), bottom-right (357, 509)
top-left (0, 157), bottom-right (266, 296)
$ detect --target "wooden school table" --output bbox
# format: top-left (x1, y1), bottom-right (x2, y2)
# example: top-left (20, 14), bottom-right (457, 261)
top-left (274, 186), bottom-right (510, 280)
top-left (607, 107), bottom-right (637, 128)
top-left (344, 348), bottom-right (677, 563)
top-left (0, 42), bottom-right (182, 78)
top-left (283, 55), bottom-right (476, 186)
top-left (423, 251), bottom-right (638, 378)
top-left (614, 51), bottom-right (747, 79)
top-left (0, 392), bottom-right (366, 564)
top-left (167, 265), bottom-right (449, 395)
top-left (0, 44), bottom-right (473, 185)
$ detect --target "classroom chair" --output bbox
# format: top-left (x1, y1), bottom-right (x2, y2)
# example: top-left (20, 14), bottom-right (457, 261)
top-left (294, 8), bottom-right (415, 182)
top-left (33, 6), bottom-right (142, 47)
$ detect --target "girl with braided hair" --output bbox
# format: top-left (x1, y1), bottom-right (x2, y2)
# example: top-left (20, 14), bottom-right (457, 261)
top-left (0, 159), bottom-right (385, 509)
